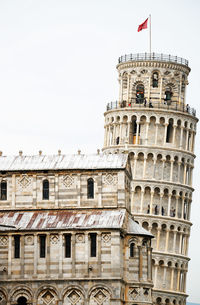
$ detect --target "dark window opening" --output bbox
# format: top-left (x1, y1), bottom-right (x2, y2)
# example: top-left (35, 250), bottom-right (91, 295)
top-left (43, 179), bottom-right (49, 200)
top-left (116, 137), bottom-right (120, 145)
top-left (132, 120), bottom-right (137, 134)
top-left (17, 296), bottom-right (27, 305)
top-left (39, 235), bottom-right (46, 258)
top-left (166, 123), bottom-right (173, 143)
top-left (0, 181), bottom-right (7, 200)
top-left (87, 178), bottom-right (94, 199)
top-left (152, 72), bottom-right (158, 88)
top-left (14, 235), bottom-right (20, 258)
top-left (136, 84), bottom-right (144, 103)
top-left (65, 234), bottom-right (71, 258)
top-left (90, 233), bottom-right (97, 257)
top-left (130, 243), bottom-right (135, 257)
top-left (164, 90), bottom-right (173, 103)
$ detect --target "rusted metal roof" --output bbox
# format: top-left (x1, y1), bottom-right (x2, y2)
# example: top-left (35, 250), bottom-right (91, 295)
top-left (0, 209), bottom-right (152, 237)
top-left (0, 154), bottom-right (128, 171)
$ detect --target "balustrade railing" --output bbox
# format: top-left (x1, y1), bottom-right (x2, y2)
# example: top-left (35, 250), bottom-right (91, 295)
top-left (106, 98), bottom-right (196, 117)
top-left (118, 53), bottom-right (189, 66)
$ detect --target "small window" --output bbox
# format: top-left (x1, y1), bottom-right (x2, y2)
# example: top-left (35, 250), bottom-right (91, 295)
top-left (90, 233), bottom-right (97, 257)
top-left (152, 72), bottom-right (158, 88)
top-left (87, 178), bottom-right (94, 199)
top-left (136, 84), bottom-right (144, 103)
top-left (65, 234), bottom-right (71, 258)
top-left (43, 179), bottom-right (49, 200)
top-left (39, 235), bottom-right (46, 258)
top-left (0, 181), bottom-right (7, 200)
top-left (116, 137), bottom-right (120, 145)
top-left (130, 243), bottom-right (135, 257)
top-left (164, 88), bottom-right (173, 102)
top-left (14, 235), bottom-right (20, 258)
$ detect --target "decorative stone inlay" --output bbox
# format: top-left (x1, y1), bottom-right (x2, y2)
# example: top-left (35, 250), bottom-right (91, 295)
top-left (103, 174), bottom-right (117, 185)
top-left (101, 233), bottom-right (111, 243)
top-left (76, 234), bottom-right (84, 243)
top-left (64, 289), bottom-right (84, 305)
top-left (17, 174), bottom-right (32, 190)
top-left (0, 236), bottom-right (8, 246)
top-left (41, 291), bottom-right (55, 305)
top-left (25, 235), bottom-right (34, 245)
top-left (129, 287), bottom-right (140, 300)
top-left (0, 292), bottom-right (5, 303)
top-left (50, 234), bottom-right (59, 245)
top-left (90, 288), bottom-right (110, 305)
top-left (63, 175), bottom-right (74, 188)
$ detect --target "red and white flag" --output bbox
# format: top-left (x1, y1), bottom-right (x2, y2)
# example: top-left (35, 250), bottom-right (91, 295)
top-left (138, 18), bottom-right (148, 32)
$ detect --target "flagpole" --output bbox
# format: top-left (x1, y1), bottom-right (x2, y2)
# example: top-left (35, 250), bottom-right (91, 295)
top-left (149, 14), bottom-right (151, 55)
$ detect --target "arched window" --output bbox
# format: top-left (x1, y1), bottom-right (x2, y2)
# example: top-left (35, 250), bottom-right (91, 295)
top-left (166, 121), bottom-right (173, 143)
top-left (152, 72), bottom-right (159, 87)
top-left (87, 178), bottom-right (94, 199)
top-left (116, 137), bottom-right (120, 145)
top-left (43, 179), bottom-right (49, 200)
top-left (130, 243), bottom-right (135, 257)
top-left (165, 87), bottom-right (173, 103)
top-left (136, 84), bottom-right (144, 103)
top-left (0, 181), bottom-right (7, 200)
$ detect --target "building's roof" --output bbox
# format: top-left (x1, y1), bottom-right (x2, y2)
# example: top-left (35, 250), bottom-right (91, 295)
top-left (0, 154), bottom-right (128, 171)
top-left (0, 209), bottom-right (152, 237)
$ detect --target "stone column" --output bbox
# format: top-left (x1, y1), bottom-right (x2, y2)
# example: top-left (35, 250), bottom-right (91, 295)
top-left (136, 121), bottom-right (140, 144)
top-left (177, 161), bottom-right (181, 183)
top-left (172, 125), bottom-right (177, 145)
top-left (138, 246), bottom-right (143, 281)
top-left (8, 234), bottom-right (12, 278)
top-left (153, 158), bottom-right (156, 179)
top-left (173, 231), bottom-right (177, 253)
top-left (143, 157), bottom-right (147, 179)
top-left (145, 122), bottom-right (150, 145)
top-left (183, 163), bottom-right (187, 184)
top-left (159, 77), bottom-right (163, 103)
top-left (155, 123), bottom-right (158, 145)
top-left (33, 234), bottom-right (38, 277)
top-left (156, 227), bottom-right (161, 251)
top-left (133, 156), bottom-right (137, 179)
top-left (165, 229), bottom-right (170, 252)
top-left (159, 193), bottom-right (163, 216)
top-left (179, 126), bottom-right (184, 149)
top-left (170, 266), bottom-right (174, 290)
top-left (58, 233), bottom-right (63, 278)
top-left (185, 128), bottom-right (189, 150)
top-left (176, 268), bottom-right (181, 291)
top-left (154, 263), bottom-right (158, 287)
top-left (181, 196), bottom-right (185, 219)
top-left (97, 232), bottom-right (101, 277)
top-left (140, 190), bottom-right (144, 213)
top-left (20, 235), bottom-right (25, 278)
top-left (46, 233), bottom-right (50, 277)
top-left (179, 232), bottom-right (183, 254)
top-left (175, 195), bottom-right (179, 218)
top-left (162, 159), bottom-right (166, 180)
top-left (163, 123), bottom-right (168, 145)
top-left (127, 121), bottom-right (131, 143)
top-left (167, 194), bottom-right (172, 217)
top-left (147, 247), bottom-right (152, 281)
top-left (170, 160), bottom-right (174, 182)
top-left (72, 233), bottom-right (76, 277)
top-left (127, 74), bottom-right (131, 103)
top-left (150, 191), bottom-right (154, 214)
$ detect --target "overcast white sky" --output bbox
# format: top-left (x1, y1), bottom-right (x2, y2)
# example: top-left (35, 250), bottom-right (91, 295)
top-left (0, 0), bottom-right (199, 302)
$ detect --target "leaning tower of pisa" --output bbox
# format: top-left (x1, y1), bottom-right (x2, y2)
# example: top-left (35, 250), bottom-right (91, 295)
top-left (102, 53), bottom-right (198, 305)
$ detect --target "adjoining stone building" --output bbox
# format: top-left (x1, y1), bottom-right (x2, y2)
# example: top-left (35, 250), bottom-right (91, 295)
top-left (0, 52), bottom-right (198, 305)
top-left (0, 154), bottom-right (153, 305)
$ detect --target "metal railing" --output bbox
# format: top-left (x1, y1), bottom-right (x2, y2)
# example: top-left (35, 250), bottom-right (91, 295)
top-left (106, 98), bottom-right (196, 117)
top-left (118, 53), bottom-right (189, 66)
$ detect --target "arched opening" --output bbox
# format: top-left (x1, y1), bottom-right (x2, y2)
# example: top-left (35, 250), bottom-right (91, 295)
top-left (87, 178), bottom-right (94, 199)
top-left (166, 119), bottom-right (174, 143)
top-left (17, 296), bottom-right (27, 305)
top-left (130, 243), bottom-right (135, 257)
top-left (42, 179), bottom-right (49, 200)
top-left (116, 136), bottom-right (120, 145)
top-left (164, 86), bottom-right (173, 104)
top-left (136, 84), bottom-right (144, 103)
top-left (0, 180), bottom-right (7, 200)
top-left (152, 72), bottom-right (159, 88)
